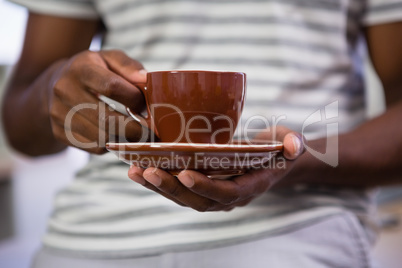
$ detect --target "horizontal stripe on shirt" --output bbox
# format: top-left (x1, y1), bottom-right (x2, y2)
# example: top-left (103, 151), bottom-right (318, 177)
top-left (103, 0), bottom-right (343, 15)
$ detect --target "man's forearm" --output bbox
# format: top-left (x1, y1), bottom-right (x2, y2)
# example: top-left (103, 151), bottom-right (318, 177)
top-left (2, 60), bottom-right (68, 156)
top-left (282, 101), bottom-right (402, 188)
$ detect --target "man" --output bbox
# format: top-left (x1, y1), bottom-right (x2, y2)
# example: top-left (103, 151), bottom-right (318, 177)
top-left (2, 0), bottom-right (402, 267)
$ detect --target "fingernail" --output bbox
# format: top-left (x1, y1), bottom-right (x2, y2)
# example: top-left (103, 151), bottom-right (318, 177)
top-left (128, 167), bottom-right (146, 185)
top-left (130, 173), bottom-right (146, 185)
top-left (138, 69), bottom-right (147, 77)
top-left (144, 168), bottom-right (161, 187)
top-left (292, 135), bottom-right (303, 157)
top-left (179, 170), bottom-right (194, 188)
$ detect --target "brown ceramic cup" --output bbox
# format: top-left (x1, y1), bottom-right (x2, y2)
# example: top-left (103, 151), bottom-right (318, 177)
top-left (128, 70), bottom-right (246, 144)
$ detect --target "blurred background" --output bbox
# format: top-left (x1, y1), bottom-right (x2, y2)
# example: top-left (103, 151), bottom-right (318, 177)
top-left (0, 0), bottom-right (401, 267)
top-left (0, 1), bottom-right (90, 267)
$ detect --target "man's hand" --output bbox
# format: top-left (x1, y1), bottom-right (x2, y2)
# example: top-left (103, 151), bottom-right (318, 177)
top-left (128, 127), bottom-right (304, 212)
top-left (48, 50), bottom-right (148, 154)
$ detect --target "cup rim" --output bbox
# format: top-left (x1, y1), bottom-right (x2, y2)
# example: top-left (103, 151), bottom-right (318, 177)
top-left (146, 70), bottom-right (246, 75)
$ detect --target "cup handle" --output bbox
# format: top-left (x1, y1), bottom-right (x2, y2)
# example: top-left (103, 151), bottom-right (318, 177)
top-left (126, 107), bottom-right (153, 131)
top-left (126, 82), bottom-right (158, 137)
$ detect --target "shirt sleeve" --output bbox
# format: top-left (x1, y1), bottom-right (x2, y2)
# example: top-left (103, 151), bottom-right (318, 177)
top-left (363, 0), bottom-right (402, 25)
top-left (7, 0), bottom-right (99, 19)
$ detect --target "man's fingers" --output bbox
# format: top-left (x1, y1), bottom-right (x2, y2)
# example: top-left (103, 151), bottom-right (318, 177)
top-left (52, 122), bottom-right (106, 154)
top-left (127, 167), bottom-right (285, 211)
top-left (80, 64), bottom-right (145, 110)
top-left (100, 50), bottom-right (147, 84)
top-left (282, 132), bottom-right (304, 160)
top-left (177, 170), bottom-right (241, 205)
top-left (176, 169), bottom-right (272, 205)
top-left (128, 166), bottom-right (187, 207)
top-left (140, 168), bottom-right (225, 212)
top-left (254, 126), bottom-right (304, 160)
top-left (64, 50), bottom-right (146, 111)
top-left (132, 166), bottom-right (217, 210)
top-left (99, 50), bottom-right (147, 113)
top-left (52, 90), bottom-right (147, 143)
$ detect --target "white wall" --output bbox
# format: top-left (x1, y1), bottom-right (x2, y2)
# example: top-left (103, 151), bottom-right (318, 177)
top-left (0, 0), bottom-right (27, 65)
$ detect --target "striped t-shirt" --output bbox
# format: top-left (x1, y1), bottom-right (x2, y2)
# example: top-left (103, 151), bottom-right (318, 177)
top-left (11, 0), bottom-right (402, 258)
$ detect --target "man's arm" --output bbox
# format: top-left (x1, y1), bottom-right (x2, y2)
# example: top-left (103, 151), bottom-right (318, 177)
top-left (280, 22), bottom-right (402, 188)
top-left (2, 13), bottom-right (100, 155)
top-left (2, 13), bottom-right (147, 157)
